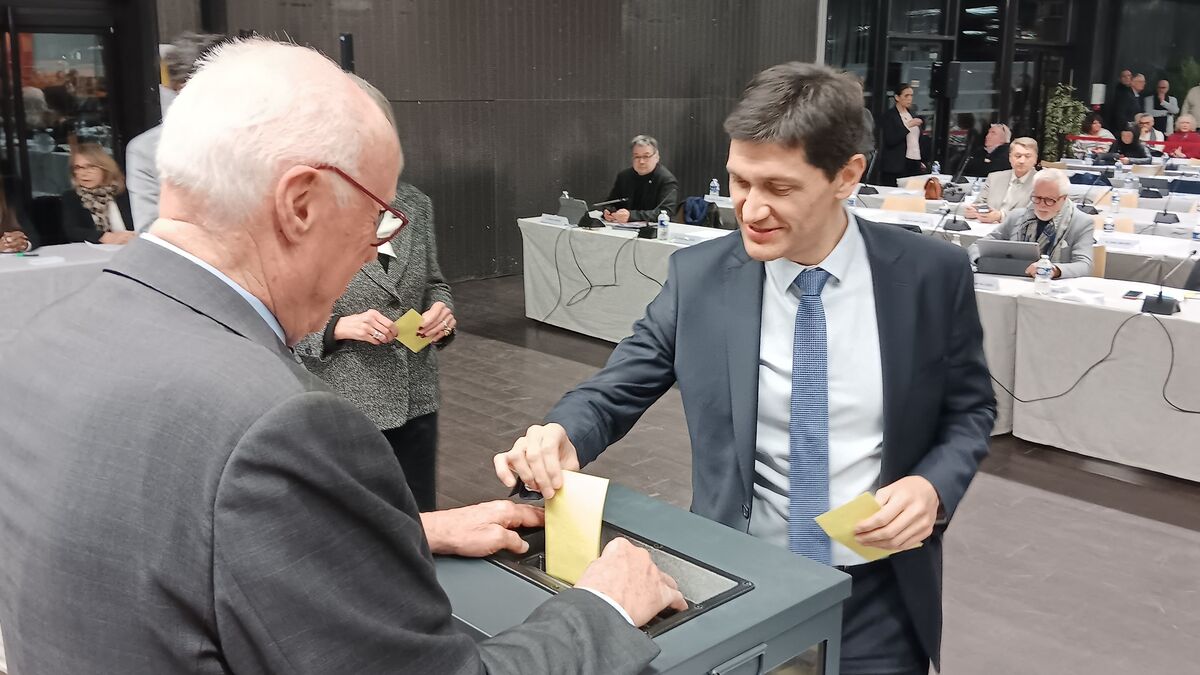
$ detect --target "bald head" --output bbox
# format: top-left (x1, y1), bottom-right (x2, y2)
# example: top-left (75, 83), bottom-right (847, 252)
top-left (153, 38), bottom-right (402, 345)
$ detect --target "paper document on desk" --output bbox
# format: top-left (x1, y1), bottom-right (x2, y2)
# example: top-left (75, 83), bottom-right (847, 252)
top-left (546, 470), bottom-right (609, 585)
top-left (392, 309), bottom-right (433, 353)
top-left (814, 492), bottom-right (920, 562)
top-left (85, 241), bottom-right (123, 252)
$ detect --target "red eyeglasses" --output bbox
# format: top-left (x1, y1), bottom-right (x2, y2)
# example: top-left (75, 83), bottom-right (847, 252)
top-left (315, 165), bottom-right (408, 246)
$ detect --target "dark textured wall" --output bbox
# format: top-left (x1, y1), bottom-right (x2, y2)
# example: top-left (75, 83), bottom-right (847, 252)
top-left (156, 0), bottom-right (200, 40)
top-left (220, 0), bottom-right (821, 280)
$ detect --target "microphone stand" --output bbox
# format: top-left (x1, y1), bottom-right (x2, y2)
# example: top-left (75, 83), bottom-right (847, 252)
top-left (1142, 250), bottom-right (1198, 315)
top-left (1153, 191), bottom-right (1180, 224)
top-left (1076, 187), bottom-right (1111, 216)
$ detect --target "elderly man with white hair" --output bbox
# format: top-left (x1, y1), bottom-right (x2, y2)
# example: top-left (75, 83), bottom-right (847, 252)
top-left (0, 38), bottom-right (684, 675)
top-left (968, 168), bottom-right (1095, 279)
top-left (962, 122), bottom-right (1012, 177)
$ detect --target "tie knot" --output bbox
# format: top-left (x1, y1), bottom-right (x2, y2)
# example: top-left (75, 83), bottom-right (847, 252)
top-left (794, 267), bottom-right (831, 296)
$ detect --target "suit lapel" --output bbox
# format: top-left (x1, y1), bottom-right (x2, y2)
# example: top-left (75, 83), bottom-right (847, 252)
top-left (723, 243), bottom-right (765, 518)
top-left (363, 225), bottom-right (415, 307)
top-left (858, 221), bottom-right (915, 482)
top-left (103, 238), bottom-right (294, 361)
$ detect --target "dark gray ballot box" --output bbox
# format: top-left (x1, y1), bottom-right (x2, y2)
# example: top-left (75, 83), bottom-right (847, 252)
top-left (435, 484), bottom-right (852, 675)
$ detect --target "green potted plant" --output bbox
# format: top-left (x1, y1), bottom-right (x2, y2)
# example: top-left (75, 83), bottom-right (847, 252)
top-left (1041, 83), bottom-right (1089, 162)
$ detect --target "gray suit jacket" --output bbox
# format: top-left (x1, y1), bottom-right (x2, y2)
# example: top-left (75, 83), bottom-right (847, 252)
top-left (977, 168), bottom-right (1035, 219)
top-left (0, 238), bottom-right (657, 674)
top-left (544, 220), bottom-right (996, 669)
top-left (125, 124), bottom-right (161, 231)
top-left (969, 204), bottom-right (1096, 279)
top-left (295, 183), bottom-right (453, 430)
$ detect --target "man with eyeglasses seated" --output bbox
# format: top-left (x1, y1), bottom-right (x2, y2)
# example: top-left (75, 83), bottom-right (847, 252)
top-left (964, 136), bottom-right (1038, 224)
top-left (961, 123), bottom-right (1012, 178)
top-left (1136, 113), bottom-right (1165, 152)
top-left (967, 168), bottom-right (1095, 279)
top-left (602, 134), bottom-right (679, 224)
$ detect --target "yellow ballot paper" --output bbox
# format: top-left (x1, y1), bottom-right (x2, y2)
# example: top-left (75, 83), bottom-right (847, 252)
top-left (545, 471), bottom-right (610, 585)
top-left (393, 309), bottom-right (433, 353)
top-left (814, 492), bottom-right (920, 562)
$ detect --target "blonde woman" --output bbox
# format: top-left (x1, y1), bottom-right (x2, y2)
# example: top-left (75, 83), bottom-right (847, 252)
top-left (60, 143), bottom-right (135, 244)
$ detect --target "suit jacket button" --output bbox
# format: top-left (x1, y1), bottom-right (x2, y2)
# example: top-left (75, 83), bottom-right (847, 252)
top-left (742, 504), bottom-right (750, 519)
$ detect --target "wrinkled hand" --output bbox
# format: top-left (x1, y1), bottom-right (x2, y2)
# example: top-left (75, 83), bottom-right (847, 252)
top-left (334, 309), bottom-right (398, 345)
top-left (421, 500), bottom-right (544, 557)
top-left (977, 209), bottom-right (1002, 224)
top-left (418, 301), bottom-right (456, 342)
top-left (605, 209), bottom-right (631, 224)
top-left (853, 476), bottom-right (940, 551)
top-left (1173, 148), bottom-right (1187, 159)
top-left (964, 204), bottom-right (979, 220)
top-left (493, 423), bottom-right (580, 499)
top-left (576, 538), bottom-right (688, 626)
top-left (99, 231), bottom-right (136, 245)
top-left (0, 230), bottom-right (30, 253)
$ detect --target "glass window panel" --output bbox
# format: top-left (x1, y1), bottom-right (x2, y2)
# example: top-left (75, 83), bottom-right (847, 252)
top-left (19, 32), bottom-right (113, 197)
top-left (825, 0), bottom-right (876, 107)
top-left (890, 0), bottom-right (947, 36)
top-left (1017, 0), bottom-right (1069, 42)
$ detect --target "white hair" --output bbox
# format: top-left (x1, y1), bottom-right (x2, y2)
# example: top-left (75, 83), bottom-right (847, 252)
top-left (1033, 168), bottom-right (1070, 195)
top-left (991, 123), bottom-right (1012, 143)
top-left (157, 38), bottom-right (387, 225)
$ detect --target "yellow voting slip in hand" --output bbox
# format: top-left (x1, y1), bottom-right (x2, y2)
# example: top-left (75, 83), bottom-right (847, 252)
top-left (814, 492), bottom-right (920, 563)
top-left (393, 309), bottom-right (433, 353)
top-left (545, 471), bottom-right (610, 585)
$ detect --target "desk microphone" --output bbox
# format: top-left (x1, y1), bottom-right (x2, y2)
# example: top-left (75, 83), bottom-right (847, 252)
top-left (931, 200), bottom-right (968, 237)
top-left (1142, 249), bottom-right (1198, 315)
top-left (1153, 191), bottom-right (1181, 224)
top-left (592, 198), bottom-right (629, 209)
top-left (1076, 187), bottom-right (1112, 216)
top-left (951, 148), bottom-right (974, 184)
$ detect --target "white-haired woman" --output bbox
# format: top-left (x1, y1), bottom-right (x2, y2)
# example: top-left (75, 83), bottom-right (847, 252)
top-left (295, 76), bottom-right (455, 511)
top-left (967, 169), bottom-right (1096, 279)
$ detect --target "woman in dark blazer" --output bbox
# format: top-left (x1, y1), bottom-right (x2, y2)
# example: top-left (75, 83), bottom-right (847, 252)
top-left (296, 78), bottom-right (456, 512)
top-left (60, 142), bottom-right (135, 245)
top-left (879, 84), bottom-right (927, 186)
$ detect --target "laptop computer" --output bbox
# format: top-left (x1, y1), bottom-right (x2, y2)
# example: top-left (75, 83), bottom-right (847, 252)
top-left (975, 239), bottom-right (1041, 276)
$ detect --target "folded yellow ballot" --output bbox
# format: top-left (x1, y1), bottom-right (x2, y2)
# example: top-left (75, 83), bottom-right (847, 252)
top-left (814, 492), bottom-right (920, 562)
top-left (393, 309), bottom-right (433, 353)
top-left (545, 471), bottom-right (610, 585)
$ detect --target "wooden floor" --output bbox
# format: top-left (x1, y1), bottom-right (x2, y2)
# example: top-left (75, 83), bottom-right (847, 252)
top-left (440, 274), bottom-right (1200, 674)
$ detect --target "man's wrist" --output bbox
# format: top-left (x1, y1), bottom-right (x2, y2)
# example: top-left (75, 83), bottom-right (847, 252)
top-left (577, 587), bottom-right (635, 625)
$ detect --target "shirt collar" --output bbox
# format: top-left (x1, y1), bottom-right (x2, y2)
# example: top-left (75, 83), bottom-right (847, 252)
top-left (141, 232), bottom-right (287, 345)
top-left (1012, 169), bottom-right (1032, 185)
top-left (764, 207), bottom-right (861, 295)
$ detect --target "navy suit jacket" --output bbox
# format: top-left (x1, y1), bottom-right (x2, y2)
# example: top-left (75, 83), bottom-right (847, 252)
top-left (545, 217), bottom-right (997, 668)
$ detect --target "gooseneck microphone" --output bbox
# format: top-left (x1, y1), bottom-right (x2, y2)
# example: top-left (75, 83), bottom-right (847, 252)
top-left (1153, 191), bottom-right (1181, 225)
top-left (1076, 187), bottom-right (1112, 216)
top-left (1142, 250), bottom-right (1198, 315)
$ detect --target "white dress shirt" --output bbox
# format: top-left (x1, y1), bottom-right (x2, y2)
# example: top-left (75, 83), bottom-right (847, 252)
top-left (104, 201), bottom-right (127, 233)
top-left (899, 109), bottom-right (921, 161)
top-left (749, 211), bottom-right (885, 567)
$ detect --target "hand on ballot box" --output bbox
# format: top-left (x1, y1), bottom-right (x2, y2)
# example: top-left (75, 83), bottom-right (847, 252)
top-left (420, 500), bottom-right (544, 557)
top-left (577, 538), bottom-right (688, 626)
top-left (493, 423), bottom-right (580, 500)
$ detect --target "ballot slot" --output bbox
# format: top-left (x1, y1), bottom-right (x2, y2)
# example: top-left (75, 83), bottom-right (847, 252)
top-left (488, 522), bottom-right (754, 637)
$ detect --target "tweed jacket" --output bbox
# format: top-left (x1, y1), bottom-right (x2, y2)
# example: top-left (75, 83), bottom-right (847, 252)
top-left (296, 182), bottom-right (454, 430)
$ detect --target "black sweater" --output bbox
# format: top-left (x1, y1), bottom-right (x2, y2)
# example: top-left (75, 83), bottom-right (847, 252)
top-left (605, 164), bottom-right (679, 222)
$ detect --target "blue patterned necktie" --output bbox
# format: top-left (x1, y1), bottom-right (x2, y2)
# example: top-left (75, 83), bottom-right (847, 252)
top-left (787, 267), bottom-right (833, 564)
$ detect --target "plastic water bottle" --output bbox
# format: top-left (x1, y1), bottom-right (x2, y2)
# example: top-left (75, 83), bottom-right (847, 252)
top-left (847, 193), bottom-right (858, 208)
top-left (1192, 224), bottom-right (1200, 242)
top-left (971, 179), bottom-right (982, 197)
top-left (1034, 255), bottom-right (1054, 294)
top-left (709, 178), bottom-right (720, 196)
top-left (951, 232), bottom-right (962, 247)
top-left (1112, 191), bottom-right (1121, 213)
top-left (932, 161), bottom-right (942, 176)
top-left (657, 210), bottom-right (669, 240)
top-left (1103, 214), bottom-right (1115, 233)
top-left (1123, 166), bottom-right (1134, 190)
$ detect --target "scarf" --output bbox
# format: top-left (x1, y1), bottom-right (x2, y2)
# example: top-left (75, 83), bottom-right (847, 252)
top-left (75, 184), bottom-right (118, 232)
top-left (1014, 199), bottom-right (1075, 259)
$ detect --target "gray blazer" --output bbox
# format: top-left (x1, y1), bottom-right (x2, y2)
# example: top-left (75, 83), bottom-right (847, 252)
top-left (0, 238), bottom-right (657, 675)
top-left (544, 220), bottom-right (996, 670)
top-left (969, 204), bottom-right (1096, 279)
top-left (977, 168), bottom-right (1035, 219)
top-left (296, 182), bottom-right (453, 430)
top-left (125, 124), bottom-right (161, 231)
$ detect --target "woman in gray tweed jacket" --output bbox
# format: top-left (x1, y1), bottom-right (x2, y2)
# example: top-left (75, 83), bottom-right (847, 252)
top-left (296, 78), bottom-right (455, 511)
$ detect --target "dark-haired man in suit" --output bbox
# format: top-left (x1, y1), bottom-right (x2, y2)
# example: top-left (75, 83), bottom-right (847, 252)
top-left (497, 62), bottom-right (996, 675)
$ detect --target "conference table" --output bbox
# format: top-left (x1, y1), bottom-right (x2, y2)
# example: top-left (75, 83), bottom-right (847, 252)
top-left (0, 243), bottom-right (118, 344)
top-left (517, 215), bottom-right (1199, 480)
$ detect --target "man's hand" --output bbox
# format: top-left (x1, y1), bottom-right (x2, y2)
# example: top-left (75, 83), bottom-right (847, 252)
top-left (576, 538), bottom-right (688, 626)
top-left (853, 476), bottom-right (940, 551)
top-left (964, 204), bottom-right (979, 220)
top-left (978, 209), bottom-right (1002, 224)
top-left (607, 209), bottom-right (631, 224)
top-left (493, 423), bottom-right (580, 499)
top-left (420, 501), bottom-right (544, 557)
